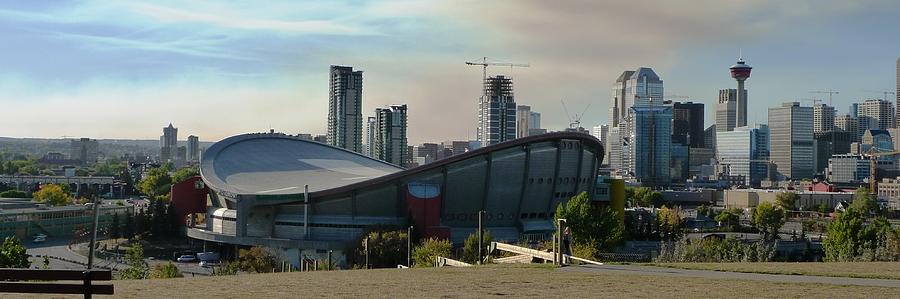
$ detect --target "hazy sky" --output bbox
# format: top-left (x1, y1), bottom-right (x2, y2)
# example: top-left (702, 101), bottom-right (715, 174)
top-left (1, 0), bottom-right (899, 143)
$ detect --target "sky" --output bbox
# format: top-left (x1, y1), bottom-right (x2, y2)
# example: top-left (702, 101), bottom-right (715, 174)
top-left (1, 0), bottom-right (899, 144)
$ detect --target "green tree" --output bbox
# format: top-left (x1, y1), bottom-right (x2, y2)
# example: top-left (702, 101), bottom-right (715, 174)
top-left (697, 204), bottom-right (710, 217)
top-left (171, 166), bottom-right (200, 184)
top-left (149, 262), bottom-right (182, 279)
top-left (851, 187), bottom-right (878, 215)
top-left (412, 238), bottom-right (452, 267)
top-left (631, 187), bottom-right (663, 207)
top-left (138, 166), bottom-right (173, 198)
top-left (42, 255), bottom-right (50, 269)
top-left (238, 246), bottom-right (278, 273)
top-left (775, 192), bottom-right (798, 210)
top-left (353, 229), bottom-right (409, 268)
top-left (462, 230), bottom-right (493, 264)
top-left (752, 202), bottom-right (786, 240)
top-left (32, 184), bottom-right (72, 206)
top-left (119, 242), bottom-right (149, 279)
top-left (124, 211), bottom-right (135, 239)
top-left (556, 192), bottom-right (624, 254)
top-left (714, 208), bottom-right (741, 230)
top-left (823, 208), bottom-right (868, 261)
top-left (0, 190), bottom-right (28, 198)
top-left (0, 236), bottom-right (31, 268)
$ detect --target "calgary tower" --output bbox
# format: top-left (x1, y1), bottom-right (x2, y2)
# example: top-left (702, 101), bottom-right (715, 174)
top-left (730, 55), bottom-right (752, 127)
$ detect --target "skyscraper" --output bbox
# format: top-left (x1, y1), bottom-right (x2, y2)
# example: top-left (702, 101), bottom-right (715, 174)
top-left (716, 89), bottom-right (745, 132)
top-left (516, 105), bottom-right (541, 138)
top-left (813, 103), bottom-right (835, 134)
top-left (187, 135), bottom-right (200, 162)
top-left (477, 75), bottom-right (516, 145)
top-left (896, 57), bottom-right (899, 128)
top-left (374, 104), bottom-right (408, 167)
top-left (673, 102), bottom-right (705, 148)
top-left (627, 105), bottom-right (672, 186)
top-left (716, 124), bottom-right (769, 187)
top-left (161, 123), bottom-right (177, 162)
top-left (365, 116), bottom-right (376, 157)
top-left (836, 114), bottom-right (862, 143)
top-left (327, 65), bottom-right (364, 153)
top-left (859, 98), bottom-right (895, 130)
top-left (768, 102), bottom-right (814, 180)
top-left (609, 71), bottom-right (635, 127)
top-left (730, 57), bottom-right (752, 128)
top-left (624, 68), bottom-right (664, 110)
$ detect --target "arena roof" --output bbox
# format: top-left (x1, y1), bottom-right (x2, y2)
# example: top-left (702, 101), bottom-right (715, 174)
top-left (200, 133), bottom-right (403, 196)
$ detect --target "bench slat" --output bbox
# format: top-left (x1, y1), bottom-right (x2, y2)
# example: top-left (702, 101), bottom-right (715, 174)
top-left (0, 269), bottom-right (112, 281)
top-left (0, 282), bottom-right (114, 295)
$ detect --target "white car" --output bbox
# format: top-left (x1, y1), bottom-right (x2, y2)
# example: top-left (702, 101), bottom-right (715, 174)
top-left (176, 255), bottom-right (197, 263)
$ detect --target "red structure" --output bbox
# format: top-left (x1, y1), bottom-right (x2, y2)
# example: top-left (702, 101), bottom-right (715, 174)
top-left (405, 183), bottom-right (450, 240)
top-left (170, 176), bottom-right (208, 225)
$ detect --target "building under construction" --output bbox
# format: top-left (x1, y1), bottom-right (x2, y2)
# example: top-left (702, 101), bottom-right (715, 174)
top-left (477, 75), bottom-right (517, 146)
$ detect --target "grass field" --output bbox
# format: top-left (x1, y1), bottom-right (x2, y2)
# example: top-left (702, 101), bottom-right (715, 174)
top-left (652, 262), bottom-right (900, 280)
top-left (6, 264), bottom-right (900, 298)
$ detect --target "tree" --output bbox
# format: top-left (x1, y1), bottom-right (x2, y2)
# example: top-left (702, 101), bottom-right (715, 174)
top-left (775, 192), bottom-right (798, 211)
top-left (32, 184), bottom-right (72, 206)
top-left (697, 204), bottom-right (710, 217)
top-left (656, 206), bottom-right (683, 241)
top-left (715, 208), bottom-right (741, 230)
top-left (752, 202), bottom-right (786, 240)
top-left (138, 166), bottom-right (173, 198)
top-left (851, 187), bottom-right (878, 215)
top-left (412, 238), bottom-right (452, 267)
top-left (149, 262), bottom-right (182, 279)
top-left (171, 166), bottom-right (200, 184)
top-left (124, 211), bottom-right (135, 239)
top-left (110, 213), bottom-right (121, 239)
top-left (823, 208), bottom-right (867, 261)
top-left (555, 192), bottom-right (624, 254)
top-left (352, 229), bottom-right (408, 268)
top-left (0, 236), bottom-right (30, 268)
top-left (631, 187), bottom-right (663, 207)
top-left (119, 241), bottom-right (149, 279)
top-left (462, 230), bottom-right (493, 264)
top-left (238, 246), bottom-right (278, 273)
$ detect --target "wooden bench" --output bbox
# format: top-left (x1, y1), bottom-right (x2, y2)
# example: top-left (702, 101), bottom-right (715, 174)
top-left (0, 268), bottom-right (114, 298)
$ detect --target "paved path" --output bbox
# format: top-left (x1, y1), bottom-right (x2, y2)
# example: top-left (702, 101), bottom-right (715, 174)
top-left (562, 264), bottom-right (900, 288)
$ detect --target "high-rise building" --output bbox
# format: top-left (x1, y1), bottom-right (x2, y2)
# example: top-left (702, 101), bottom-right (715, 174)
top-left (69, 138), bottom-right (99, 165)
top-left (836, 114), bottom-right (863, 143)
top-left (626, 105), bottom-right (672, 186)
top-left (373, 104), bottom-right (408, 167)
top-left (716, 89), bottom-right (745, 132)
top-left (365, 116), bottom-right (376, 157)
top-left (160, 123), bottom-right (178, 162)
top-left (187, 135), bottom-right (200, 162)
top-left (515, 105), bottom-right (541, 138)
top-left (850, 103), bottom-right (859, 118)
top-left (624, 68), bottom-right (664, 110)
top-left (477, 75), bottom-right (516, 145)
top-left (716, 124), bottom-right (769, 187)
top-left (896, 57), bottom-right (899, 128)
top-left (609, 71), bottom-right (635, 127)
top-left (813, 104), bottom-right (836, 134)
top-left (862, 129), bottom-right (893, 151)
top-left (730, 57), bottom-right (752, 128)
top-left (592, 124), bottom-right (609, 143)
top-left (768, 102), bottom-right (814, 180)
top-left (607, 127), bottom-right (622, 171)
top-left (327, 65), bottom-right (364, 153)
top-left (858, 99), bottom-right (895, 130)
top-left (704, 125), bottom-right (717, 150)
top-left (673, 102), bottom-right (705, 148)
top-left (814, 130), bottom-right (851, 175)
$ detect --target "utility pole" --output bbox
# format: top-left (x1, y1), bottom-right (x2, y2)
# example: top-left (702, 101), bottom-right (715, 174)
top-left (407, 226), bottom-right (413, 267)
top-left (477, 210), bottom-right (484, 265)
top-left (556, 218), bottom-right (567, 266)
top-left (327, 250), bottom-right (333, 271)
top-left (87, 193), bottom-right (100, 269)
top-left (364, 236), bottom-right (369, 269)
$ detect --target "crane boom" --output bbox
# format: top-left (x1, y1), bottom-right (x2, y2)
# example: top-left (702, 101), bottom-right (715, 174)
top-left (465, 57), bottom-right (530, 82)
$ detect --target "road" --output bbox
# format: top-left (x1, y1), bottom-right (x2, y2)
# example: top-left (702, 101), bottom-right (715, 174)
top-left (562, 264), bottom-right (900, 288)
top-left (24, 238), bottom-right (211, 276)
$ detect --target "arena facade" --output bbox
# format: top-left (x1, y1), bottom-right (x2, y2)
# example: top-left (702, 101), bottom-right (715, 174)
top-left (187, 131), bottom-right (604, 267)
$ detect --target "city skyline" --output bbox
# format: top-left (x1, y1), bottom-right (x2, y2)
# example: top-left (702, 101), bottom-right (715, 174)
top-left (0, 1), bottom-right (899, 144)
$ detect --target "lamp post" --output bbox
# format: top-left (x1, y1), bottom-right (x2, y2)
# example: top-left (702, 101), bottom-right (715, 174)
top-left (477, 210), bottom-right (484, 265)
top-left (87, 194), bottom-right (101, 270)
top-left (407, 226), bottom-right (413, 267)
top-left (556, 218), bottom-right (567, 266)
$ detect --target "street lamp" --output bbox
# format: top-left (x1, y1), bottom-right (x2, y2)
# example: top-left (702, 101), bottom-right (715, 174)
top-left (556, 218), bottom-right (567, 266)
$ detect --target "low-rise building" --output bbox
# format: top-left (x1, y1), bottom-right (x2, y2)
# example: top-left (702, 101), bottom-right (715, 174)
top-left (724, 189), bottom-right (852, 209)
top-left (0, 198), bottom-right (134, 240)
top-left (877, 177), bottom-right (900, 210)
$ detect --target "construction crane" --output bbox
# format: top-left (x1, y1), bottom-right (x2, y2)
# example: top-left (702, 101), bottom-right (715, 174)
top-left (799, 98), bottom-right (822, 107)
top-left (863, 89), bottom-right (896, 101)
top-left (809, 89), bottom-right (839, 106)
top-left (560, 99), bottom-right (591, 129)
top-left (663, 94), bottom-right (690, 102)
top-left (465, 57), bottom-right (530, 82)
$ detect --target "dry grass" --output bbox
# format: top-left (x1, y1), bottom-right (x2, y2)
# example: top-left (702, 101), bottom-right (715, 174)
top-left (5, 264), bottom-right (900, 299)
top-left (652, 262), bottom-right (900, 280)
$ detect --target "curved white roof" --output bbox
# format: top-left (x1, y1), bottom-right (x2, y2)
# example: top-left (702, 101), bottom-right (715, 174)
top-left (200, 133), bottom-right (402, 196)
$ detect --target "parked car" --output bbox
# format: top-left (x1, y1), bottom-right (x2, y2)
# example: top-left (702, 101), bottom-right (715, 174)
top-left (32, 235), bottom-right (47, 243)
top-left (176, 255), bottom-right (197, 263)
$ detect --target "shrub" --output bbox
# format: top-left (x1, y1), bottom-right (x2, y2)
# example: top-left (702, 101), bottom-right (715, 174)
top-left (238, 246), bottom-right (278, 273)
top-left (351, 229), bottom-right (409, 268)
top-left (412, 238), bottom-right (452, 267)
top-left (656, 237), bottom-right (775, 263)
top-left (149, 262), bottom-right (182, 279)
top-left (212, 261), bottom-right (240, 276)
top-left (462, 230), bottom-right (493, 264)
top-left (0, 190), bottom-right (28, 198)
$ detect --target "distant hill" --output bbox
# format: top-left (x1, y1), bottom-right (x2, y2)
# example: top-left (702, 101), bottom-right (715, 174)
top-left (0, 137), bottom-right (214, 159)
